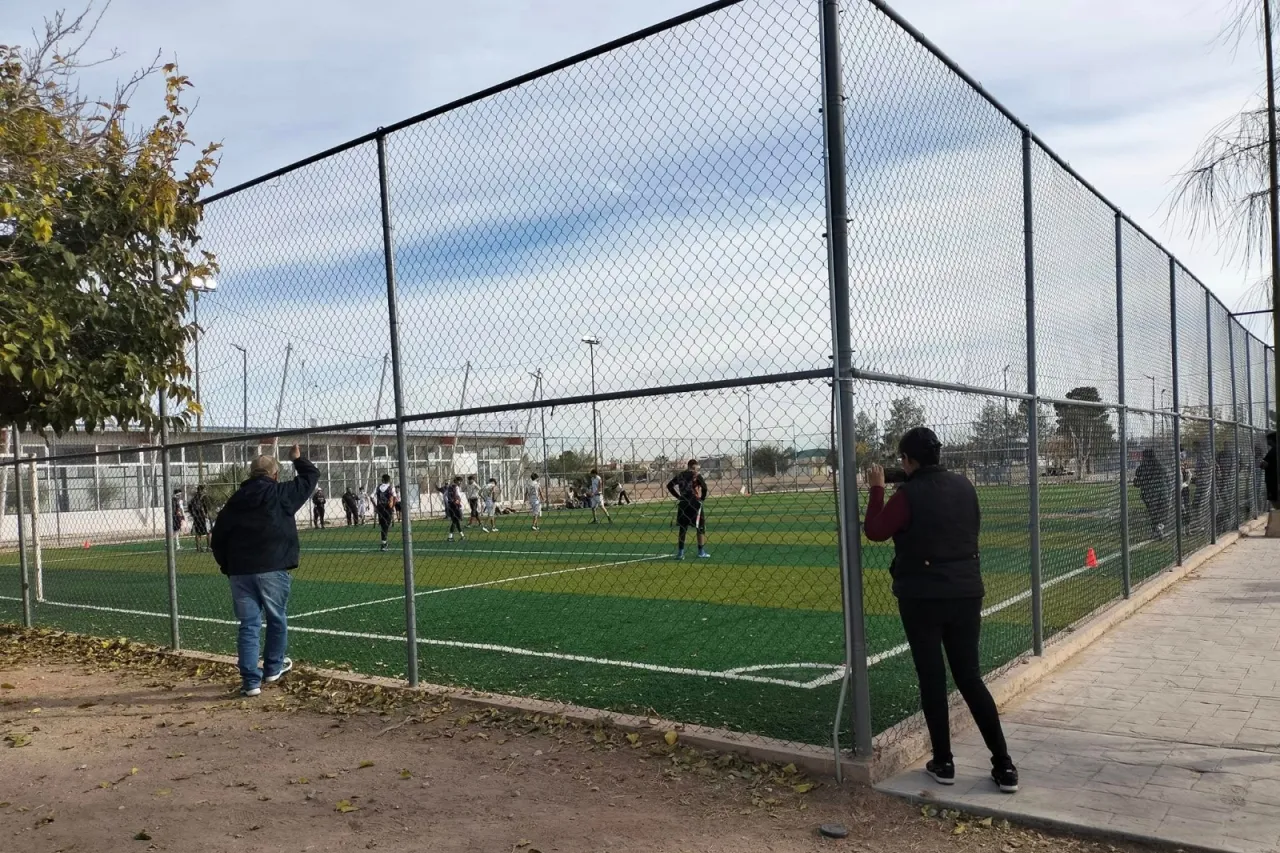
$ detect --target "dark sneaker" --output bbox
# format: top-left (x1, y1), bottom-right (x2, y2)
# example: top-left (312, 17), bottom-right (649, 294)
top-left (992, 762), bottom-right (1019, 793)
top-left (926, 759), bottom-right (955, 785)
top-left (265, 657), bottom-right (293, 684)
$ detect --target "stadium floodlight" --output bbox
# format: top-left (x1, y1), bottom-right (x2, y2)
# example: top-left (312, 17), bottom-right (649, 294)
top-left (580, 336), bottom-right (601, 464)
top-left (231, 344), bottom-right (248, 462)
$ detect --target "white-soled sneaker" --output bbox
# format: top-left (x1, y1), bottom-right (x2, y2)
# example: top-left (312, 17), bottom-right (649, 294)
top-left (264, 658), bottom-right (293, 683)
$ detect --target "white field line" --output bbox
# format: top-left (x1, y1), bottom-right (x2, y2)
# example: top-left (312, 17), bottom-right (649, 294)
top-left (301, 547), bottom-right (657, 558)
top-left (6, 539), bottom-right (1165, 692)
top-left (800, 538), bottom-right (1159, 690)
top-left (289, 554), bottom-right (667, 620)
top-left (17, 595), bottom-right (818, 689)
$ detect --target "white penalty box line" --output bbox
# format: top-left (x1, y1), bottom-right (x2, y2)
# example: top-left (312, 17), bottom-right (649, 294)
top-left (289, 554), bottom-right (668, 620)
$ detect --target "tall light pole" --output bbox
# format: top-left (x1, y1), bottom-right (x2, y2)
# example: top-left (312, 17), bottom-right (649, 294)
top-left (1144, 374), bottom-right (1158, 445)
top-left (1003, 364), bottom-right (1011, 472)
top-left (529, 369), bottom-right (550, 493)
top-left (231, 344), bottom-right (247, 464)
top-left (186, 275), bottom-right (217, 481)
top-left (581, 335), bottom-right (600, 464)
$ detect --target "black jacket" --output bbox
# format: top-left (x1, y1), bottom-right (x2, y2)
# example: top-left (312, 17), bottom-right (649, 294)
top-left (211, 458), bottom-right (319, 576)
top-left (1266, 447), bottom-right (1277, 502)
top-left (890, 465), bottom-right (983, 600)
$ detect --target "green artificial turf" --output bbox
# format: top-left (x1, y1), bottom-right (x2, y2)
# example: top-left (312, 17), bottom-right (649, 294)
top-left (0, 483), bottom-right (1242, 745)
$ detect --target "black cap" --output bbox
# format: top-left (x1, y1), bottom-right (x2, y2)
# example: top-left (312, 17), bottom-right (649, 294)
top-left (898, 426), bottom-right (941, 462)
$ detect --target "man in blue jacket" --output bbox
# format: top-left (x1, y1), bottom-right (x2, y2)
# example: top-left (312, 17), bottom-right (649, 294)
top-left (211, 444), bottom-right (319, 697)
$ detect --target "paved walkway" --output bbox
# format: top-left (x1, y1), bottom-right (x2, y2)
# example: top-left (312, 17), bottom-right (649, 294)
top-left (877, 536), bottom-right (1280, 853)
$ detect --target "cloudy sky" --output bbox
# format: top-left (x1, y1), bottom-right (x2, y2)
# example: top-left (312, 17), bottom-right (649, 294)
top-left (4, 0), bottom-right (1274, 456)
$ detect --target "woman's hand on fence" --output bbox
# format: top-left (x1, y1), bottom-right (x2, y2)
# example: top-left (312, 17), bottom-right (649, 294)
top-left (866, 464), bottom-right (885, 489)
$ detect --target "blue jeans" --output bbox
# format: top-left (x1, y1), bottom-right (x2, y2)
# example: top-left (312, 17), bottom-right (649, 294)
top-left (229, 571), bottom-right (292, 690)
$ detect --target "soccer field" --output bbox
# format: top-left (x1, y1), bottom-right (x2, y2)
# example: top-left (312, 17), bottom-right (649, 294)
top-left (0, 484), bottom-right (1181, 745)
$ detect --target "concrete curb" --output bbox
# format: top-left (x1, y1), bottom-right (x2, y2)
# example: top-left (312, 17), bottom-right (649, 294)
top-left (868, 518), bottom-right (1268, 784)
top-left (885, 788), bottom-right (1236, 853)
top-left (168, 648), bottom-right (872, 782)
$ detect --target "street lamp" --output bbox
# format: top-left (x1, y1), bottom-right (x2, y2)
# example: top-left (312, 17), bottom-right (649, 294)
top-left (230, 344), bottom-right (247, 464)
top-left (581, 335), bottom-right (600, 464)
top-left (188, 276), bottom-right (217, 480)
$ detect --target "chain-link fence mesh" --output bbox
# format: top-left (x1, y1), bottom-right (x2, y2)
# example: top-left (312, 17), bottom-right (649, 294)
top-left (1, 0), bottom-right (1273, 758)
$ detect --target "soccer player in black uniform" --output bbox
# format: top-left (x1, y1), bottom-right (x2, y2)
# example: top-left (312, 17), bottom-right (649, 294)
top-left (666, 458), bottom-right (709, 560)
top-left (189, 485), bottom-right (211, 553)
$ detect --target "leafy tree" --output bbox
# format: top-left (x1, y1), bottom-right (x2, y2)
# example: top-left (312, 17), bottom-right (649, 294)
top-left (968, 401), bottom-right (1027, 466)
top-left (1053, 387), bottom-right (1117, 478)
top-left (554, 450), bottom-right (591, 478)
top-left (853, 410), bottom-right (881, 464)
top-left (1, 8), bottom-right (220, 436)
top-left (880, 396), bottom-right (926, 458)
top-left (751, 445), bottom-right (791, 477)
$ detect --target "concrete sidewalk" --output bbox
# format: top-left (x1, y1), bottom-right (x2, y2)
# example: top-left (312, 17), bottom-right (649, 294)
top-left (877, 535), bottom-right (1280, 853)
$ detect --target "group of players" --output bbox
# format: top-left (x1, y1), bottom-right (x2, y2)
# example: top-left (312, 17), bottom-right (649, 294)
top-left (368, 459), bottom-right (712, 559)
top-left (170, 460), bottom-right (712, 559)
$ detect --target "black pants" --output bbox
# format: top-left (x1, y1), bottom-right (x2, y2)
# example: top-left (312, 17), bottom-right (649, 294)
top-left (897, 596), bottom-right (1009, 766)
top-left (377, 507), bottom-right (392, 541)
top-left (446, 508), bottom-right (463, 534)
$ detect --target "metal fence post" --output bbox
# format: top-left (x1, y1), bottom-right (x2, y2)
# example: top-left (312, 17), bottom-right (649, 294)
top-left (1022, 129), bottom-right (1043, 655)
top-left (376, 130), bottom-right (420, 688)
top-left (1247, 338), bottom-right (1255, 516)
top-left (1205, 291), bottom-right (1217, 544)
top-left (819, 0), bottom-right (872, 758)
top-left (12, 430), bottom-right (31, 627)
top-left (158, 394), bottom-right (180, 650)
top-left (1228, 322), bottom-right (1240, 528)
top-left (1170, 259), bottom-right (1183, 565)
top-left (1114, 213), bottom-right (1130, 598)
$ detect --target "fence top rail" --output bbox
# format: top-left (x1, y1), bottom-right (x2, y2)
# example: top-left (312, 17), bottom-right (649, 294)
top-left (867, 0), bottom-right (1265, 354)
top-left (199, 0), bottom-right (744, 204)
top-left (1, 369), bottom-right (829, 467)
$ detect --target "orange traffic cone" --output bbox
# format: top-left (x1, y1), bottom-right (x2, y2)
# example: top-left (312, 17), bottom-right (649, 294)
top-left (1084, 547), bottom-right (1098, 569)
top-left (82, 540), bottom-right (91, 549)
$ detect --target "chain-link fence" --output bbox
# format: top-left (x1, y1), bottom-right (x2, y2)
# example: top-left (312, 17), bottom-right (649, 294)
top-left (1, 0), bottom-right (1275, 763)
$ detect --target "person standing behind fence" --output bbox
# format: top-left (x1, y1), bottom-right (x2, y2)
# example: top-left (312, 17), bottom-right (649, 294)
top-left (1261, 432), bottom-right (1277, 510)
top-left (374, 475), bottom-right (396, 551)
top-left (311, 487), bottom-right (327, 529)
top-left (171, 489), bottom-right (186, 551)
top-left (666, 459), bottom-right (709, 560)
top-left (444, 476), bottom-right (466, 541)
top-left (465, 474), bottom-right (482, 528)
top-left (527, 473), bottom-right (542, 531)
top-left (587, 468), bottom-right (613, 525)
top-left (211, 445), bottom-right (317, 697)
top-left (342, 487), bottom-right (358, 526)
top-left (863, 426), bottom-right (1018, 794)
top-left (482, 477), bottom-right (500, 532)
top-left (1191, 441), bottom-right (1211, 531)
top-left (1133, 449), bottom-right (1170, 539)
top-left (189, 485), bottom-right (211, 553)
top-left (358, 487), bottom-right (370, 524)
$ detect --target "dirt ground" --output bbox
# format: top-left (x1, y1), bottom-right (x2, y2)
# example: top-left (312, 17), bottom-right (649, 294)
top-left (0, 627), bottom-right (1162, 853)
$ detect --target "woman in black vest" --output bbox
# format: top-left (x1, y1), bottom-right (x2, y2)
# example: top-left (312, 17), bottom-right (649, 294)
top-left (864, 426), bottom-right (1018, 793)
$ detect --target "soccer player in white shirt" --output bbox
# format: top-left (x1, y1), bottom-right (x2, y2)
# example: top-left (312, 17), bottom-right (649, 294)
top-left (587, 468), bottom-right (613, 525)
top-left (482, 478), bottom-right (500, 532)
top-left (526, 473), bottom-right (542, 531)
